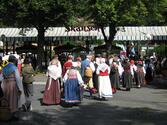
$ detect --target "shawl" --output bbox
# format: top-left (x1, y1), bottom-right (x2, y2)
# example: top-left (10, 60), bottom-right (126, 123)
top-left (98, 63), bottom-right (108, 72)
top-left (2, 63), bottom-right (16, 78)
top-left (47, 65), bottom-right (59, 90)
top-left (47, 65), bottom-right (59, 80)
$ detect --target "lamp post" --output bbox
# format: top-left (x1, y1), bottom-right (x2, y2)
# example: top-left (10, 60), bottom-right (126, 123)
top-left (1, 34), bottom-right (6, 56)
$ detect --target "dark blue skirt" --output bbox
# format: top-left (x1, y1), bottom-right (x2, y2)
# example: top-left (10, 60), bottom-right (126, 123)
top-left (64, 79), bottom-right (81, 103)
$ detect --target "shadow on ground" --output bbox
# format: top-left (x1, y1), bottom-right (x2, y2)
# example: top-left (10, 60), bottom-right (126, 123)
top-left (0, 102), bottom-right (167, 125)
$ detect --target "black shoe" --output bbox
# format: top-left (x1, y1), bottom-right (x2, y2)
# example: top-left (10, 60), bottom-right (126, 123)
top-left (22, 104), bottom-right (27, 112)
top-left (117, 88), bottom-right (121, 90)
top-left (126, 88), bottom-right (130, 91)
top-left (101, 97), bottom-right (108, 101)
top-left (11, 116), bottom-right (19, 121)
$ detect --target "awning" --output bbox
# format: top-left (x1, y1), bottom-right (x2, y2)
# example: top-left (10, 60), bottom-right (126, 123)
top-left (114, 26), bottom-right (167, 41)
top-left (0, 27), bottom-right (102, 42)
top-left (0, 26), bottom-right (167, 42)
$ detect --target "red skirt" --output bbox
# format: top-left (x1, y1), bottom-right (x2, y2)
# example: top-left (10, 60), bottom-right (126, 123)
top-left (42, 77), bottom-right (61, 105)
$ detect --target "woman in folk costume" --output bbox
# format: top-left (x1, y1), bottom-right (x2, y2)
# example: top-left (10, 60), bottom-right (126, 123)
top-left (118, 60), bottom-right (124, 84)
top-left (63, 63), bottom-right (84, 104)
top-left (110, 60), bottom-right (120, 93)
top-left (122, 58), bottom-right (133, 91)
top-left (75, 56), bottom-right (82, 74)
top-left (96, 58), bottom-right (113, 100)
top-left (62, 55), bottom-right (73, 77)
top-left (135, 60), bottom-right (146, 88)
top-left (130, 60), bottom-right (137, 84)
top-left (1, 55), bottom-right (25, 118)
top-left (42, 59), bottom-right (62, 105)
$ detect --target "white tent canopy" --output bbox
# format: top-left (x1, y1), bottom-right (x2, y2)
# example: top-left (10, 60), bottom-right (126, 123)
top-left (0, 26), bottom-right (167, 42)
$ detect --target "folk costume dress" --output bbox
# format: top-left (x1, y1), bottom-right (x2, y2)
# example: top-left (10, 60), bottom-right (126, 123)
top-left (110, 61), bottom-right (120, 93)
top-left (135, 61), bottom-right (146, 88)
top-left (96, 62), bottom-right (113, 98)
top-left (42, 63), bottom-right (62, 105)
top-left (122, 60), bottom-right (133, 91)
top-left (1, 62), bottom-right (25, 113)
top-left (63, 68), bottom-right (83, 104)
top-left (130, 60), bottom-right (137, 84)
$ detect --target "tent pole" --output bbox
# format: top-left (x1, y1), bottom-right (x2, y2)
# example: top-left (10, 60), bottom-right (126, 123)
top-left (50, 41), bottom-right (52, 60)
top-left (6, 41), bottom-right (8, 55)
top-left (13, 40), bottom-right (16, 54)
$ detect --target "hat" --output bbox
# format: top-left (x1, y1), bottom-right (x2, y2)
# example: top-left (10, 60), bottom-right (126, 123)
top-left (8, 55), bottom-right (17, 63)
top-left (130, 60), bottom-right (135, 65)
top-left (76, 57), bottom-right (81, 61)
top-left (67, 55), bottom-right (73, 60)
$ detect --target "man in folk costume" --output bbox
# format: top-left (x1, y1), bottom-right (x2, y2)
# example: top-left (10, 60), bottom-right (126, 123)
top-left (42, 59), bottom-right (62, 105)
top-left (144, 58), bottom-right (154, 84)
top-left (75, 56), bottom-right (82, 74)
top-left (63, 63), bottom-right (84, 105)
top-left (1, 55), bottom-right (26, 119)
top-left (96, 58), bottom-right (113, 100)
top-left (93, 54), bottom-right (101, 91)
top-left (81, 54), bottom-right (92, 79)
top-left (62, 55), bottom-right (73, 77)
top-left (135, 60), bottom-right (146, 88)
top-left (81, 54), bottom-right (96, 93)
top-left (122, 58), bottom-right (133, 91)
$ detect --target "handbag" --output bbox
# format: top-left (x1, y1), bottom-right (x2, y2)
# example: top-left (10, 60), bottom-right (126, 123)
top-left (84, 68), bottom-right (93, 77)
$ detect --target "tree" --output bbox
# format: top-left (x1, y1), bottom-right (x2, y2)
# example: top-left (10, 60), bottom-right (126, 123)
top-left (80, 0), bottom-right (165, 53)
top-left (0, 0), bottom-right (75, 70)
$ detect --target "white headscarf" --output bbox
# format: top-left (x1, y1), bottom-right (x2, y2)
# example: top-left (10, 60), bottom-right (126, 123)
top-left (98, 58), bottom-right (108, 72)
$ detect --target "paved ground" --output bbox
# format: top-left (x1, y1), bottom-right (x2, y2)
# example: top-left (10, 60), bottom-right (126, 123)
top-left (0, 74), bottom-right (167, 125)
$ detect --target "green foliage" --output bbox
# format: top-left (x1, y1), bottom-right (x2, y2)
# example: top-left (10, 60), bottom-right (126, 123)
top-left (158, 0), bottom-right (167, 25)
top-left (75, 0), bottom-right (166, 52)
top-left (0, 0), bottom-right (75, 28)
top-left (154, 44), bottom-right (167, 57)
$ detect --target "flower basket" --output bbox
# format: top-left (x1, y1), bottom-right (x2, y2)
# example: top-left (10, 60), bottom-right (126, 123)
top-left (0, 98), bottom-right (12, 121)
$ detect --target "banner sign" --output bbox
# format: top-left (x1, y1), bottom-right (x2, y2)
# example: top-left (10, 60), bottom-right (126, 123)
top-left (65, 26), bottom-right (100, 32)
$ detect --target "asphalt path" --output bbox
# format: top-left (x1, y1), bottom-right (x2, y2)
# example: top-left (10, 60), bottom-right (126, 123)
top-left (0, 74), bottom-right (167, 125)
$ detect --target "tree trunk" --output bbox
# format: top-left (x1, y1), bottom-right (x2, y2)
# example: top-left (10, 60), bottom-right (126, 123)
top-left (36, 26), bottom-right (45, 71)
top-left (100, 23), bottom-right (117, 54)
top-left (85, 40), bottom-right (90, 54)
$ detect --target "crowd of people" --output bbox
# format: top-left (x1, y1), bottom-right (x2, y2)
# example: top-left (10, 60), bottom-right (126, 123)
top-left (0, 50), bottom-right (165, 120)
top-left (41, 52), bottom-right (158, 106)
